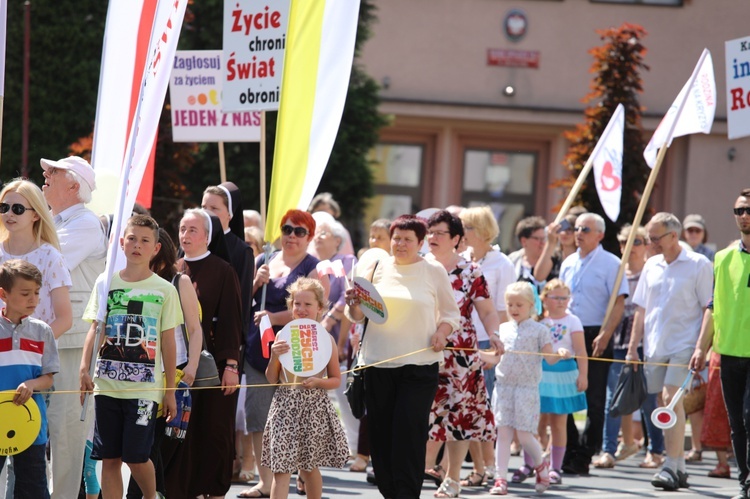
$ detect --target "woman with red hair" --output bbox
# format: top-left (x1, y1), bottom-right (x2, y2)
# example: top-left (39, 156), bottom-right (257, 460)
top-left (238, 209), bottom-right (329, 498)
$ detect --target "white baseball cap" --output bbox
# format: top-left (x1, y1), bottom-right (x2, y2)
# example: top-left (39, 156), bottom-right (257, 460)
top-left (40, 156), bottom-right (96, 191)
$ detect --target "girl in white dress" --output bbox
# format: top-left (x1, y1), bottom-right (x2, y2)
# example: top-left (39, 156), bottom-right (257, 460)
top-left (490, 282), bottom-right (561, 495)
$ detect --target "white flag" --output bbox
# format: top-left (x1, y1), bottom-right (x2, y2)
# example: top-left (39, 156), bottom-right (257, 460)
top-left (643, 49), bottom-right (716, 168)
top-left (592, 104), bottom-right (625, 222)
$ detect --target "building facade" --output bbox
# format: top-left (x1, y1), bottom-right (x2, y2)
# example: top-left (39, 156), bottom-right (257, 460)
top-left (359, 0), bottom-right (750, 251)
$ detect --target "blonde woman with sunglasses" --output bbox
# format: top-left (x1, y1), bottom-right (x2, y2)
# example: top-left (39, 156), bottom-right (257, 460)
top-left (0, 179), bottom-right (72, 338)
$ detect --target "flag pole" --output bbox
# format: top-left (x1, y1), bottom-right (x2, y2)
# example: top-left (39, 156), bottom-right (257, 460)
top-left (599, 51), bottom-right (709, 339)
top-left (218, 141), bottom-right (227, 183)
top-left (598, 144), bottom-right (667, 336)
top-left (259, 110), bottom-right (271, 310)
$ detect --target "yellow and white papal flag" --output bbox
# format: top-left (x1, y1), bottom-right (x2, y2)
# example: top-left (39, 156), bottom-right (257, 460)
top-left (264, 0), bottom-right (361, 243)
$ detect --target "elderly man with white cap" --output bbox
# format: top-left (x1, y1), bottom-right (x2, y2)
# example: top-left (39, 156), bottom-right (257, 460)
top-left (40, 156), bottom-right (107, 499)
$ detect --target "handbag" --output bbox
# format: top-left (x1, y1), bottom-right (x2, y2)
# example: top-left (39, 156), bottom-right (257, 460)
top-left (173, 273), bottom-right (221, 387)
top-left (344, 260), bottom-right (380, 419)
top-left (609, 363), bottom-right (648, 418)
top-left (683, 372), bottom-right (707, 415)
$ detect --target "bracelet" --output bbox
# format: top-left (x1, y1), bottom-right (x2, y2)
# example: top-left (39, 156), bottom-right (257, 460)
top-left (225, 366), bottom-right (239, 374)
top-left (326, 311), bottom-right (340, 322)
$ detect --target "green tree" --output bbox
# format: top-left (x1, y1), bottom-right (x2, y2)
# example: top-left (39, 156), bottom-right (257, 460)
top-left (553, 23), bottom-right (651, 253)
top-left (1, 2), bottom-right (107, 182)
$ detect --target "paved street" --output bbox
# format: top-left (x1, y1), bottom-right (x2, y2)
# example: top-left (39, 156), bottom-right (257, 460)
top-left (227, 451), bottom-right (740, 498)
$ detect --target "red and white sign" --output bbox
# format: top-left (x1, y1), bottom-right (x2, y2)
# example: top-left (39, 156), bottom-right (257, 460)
top-left (487, 49), bottom-right (540, 69)
top-left (170, 50), bottom-right (261, 142)
top-left (592, 104), bottom-right (625, 222)
top-left (222, 0), bottom-right (290, 112)
top-left (726, 36), bottom-right (750, 140)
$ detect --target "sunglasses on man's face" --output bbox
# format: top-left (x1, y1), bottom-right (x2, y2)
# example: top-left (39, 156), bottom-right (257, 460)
top-left (0, 203), bottom-right (35, 216)
top-left (734, 207), bottom-right (750, 216)
top-left (281, 225), bottom-right (309, 237)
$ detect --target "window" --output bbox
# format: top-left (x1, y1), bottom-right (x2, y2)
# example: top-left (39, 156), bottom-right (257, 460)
top-left (462, 149), bottom-right (538, 252)
top-left (365, 143), bottom-right (425, 225)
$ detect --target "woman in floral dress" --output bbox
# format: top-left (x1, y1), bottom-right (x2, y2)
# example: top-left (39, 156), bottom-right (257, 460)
top-left (423, 210), bottom-right (502, 498)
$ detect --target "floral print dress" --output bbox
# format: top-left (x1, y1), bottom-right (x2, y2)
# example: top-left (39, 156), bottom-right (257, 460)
top-left (428, 257), bottom-right (495, 442)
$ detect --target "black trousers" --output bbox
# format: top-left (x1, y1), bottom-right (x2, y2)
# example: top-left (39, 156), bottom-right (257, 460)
top-left (564, 326), bottom-right (612, 467)
top-left (720, 354), bottom-right (750, 491)
top-left (365, 363), bottom-right (439, 499)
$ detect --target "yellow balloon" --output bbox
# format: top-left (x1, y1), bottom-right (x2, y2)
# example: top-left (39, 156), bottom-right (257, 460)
top-left (0, 391), bottom-right (42, 456)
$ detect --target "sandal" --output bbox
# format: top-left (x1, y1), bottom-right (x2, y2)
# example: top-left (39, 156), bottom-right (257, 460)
top-left (434, 477), bottom-right (461, 498)
top-left (489, 477), bottom-right (508, 495)
top-left (708, 463), bottom-right (731, 479)
top-left (350, 455), bottom-right (368, 472)
top-left (535, 460), bottom-right (550, 493)
top-left (639, 452), bottom-right (664, 469)
top-left (685, 449), bottom-right (703, 462)
top-left (295, 476), bottom-right (306, 496)
top-left (238, 469), bottom-right (256, 482)
top-left (459, 471), bottom-right (485, 487)
top-left (511, 464), bottom-right (534, 483)
top-left (549, 469), bottom-right (562, 485)
top-left (424, 465), bottom-right (446, 487)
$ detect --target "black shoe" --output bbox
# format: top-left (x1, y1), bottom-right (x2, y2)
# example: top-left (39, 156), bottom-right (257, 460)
top-left (676, 469), bottom-right (689, 488)
top-left (561, 462), bottom-right (590, 476)
top-left (651, 468), bottom-right (680, 491)
top-left (366, 470), bottom-right (377, 485)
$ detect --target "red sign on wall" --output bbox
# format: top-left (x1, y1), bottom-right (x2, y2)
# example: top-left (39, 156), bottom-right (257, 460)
top-left (487, 49), bottom-right (540, 69)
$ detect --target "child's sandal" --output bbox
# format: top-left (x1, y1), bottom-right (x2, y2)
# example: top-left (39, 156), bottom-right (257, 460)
top-left (535, 460), bottom-right (550, 493)
top-left (511, 465), bottom-right (534, 483)
top-left (489, 477), bottom-right (508, 495)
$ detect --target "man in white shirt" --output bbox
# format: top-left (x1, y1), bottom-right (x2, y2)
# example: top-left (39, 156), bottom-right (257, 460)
top-left (627, 212), bottom-right (712, 492)
top-left (41, 156), bottom-right (107, 499)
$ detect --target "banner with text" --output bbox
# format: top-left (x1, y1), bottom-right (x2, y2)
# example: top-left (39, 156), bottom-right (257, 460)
top-left (222, 0), bottom-right (290, 112)
top-left (726, 36), bottom-right (750, 140)
top-left (170, 50), bottom-right (261, 142)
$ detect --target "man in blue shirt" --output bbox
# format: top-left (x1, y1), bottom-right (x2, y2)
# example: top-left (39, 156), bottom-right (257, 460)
top-left (559, 213), bottom-right (629, 475)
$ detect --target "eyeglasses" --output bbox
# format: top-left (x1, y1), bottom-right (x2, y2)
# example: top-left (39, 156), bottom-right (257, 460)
top-left (574, 226), bottom-right (592, 234)
top-left (315, 230), bottom-right (331, 238)
top-left (734, 207), bottom-right (750, 216)
top-left (427, 230), bottom-right (451, 237)
top-left (649, 232), bottom-right (672, 243)
top-left (281, 225), bottom-right (308, 237)
top-left (45, 167), bottom-right (61, 176)
top-left (0, 203), bottom-right (35, 216)
top-left (546, 296), bottom-right (570, 301)
top-left (619, 239), bottom-right (646, 246)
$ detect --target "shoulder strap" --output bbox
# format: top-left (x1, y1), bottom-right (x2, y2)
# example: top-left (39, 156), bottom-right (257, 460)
top-left (172, 273), bottom-right (189, 348)
top-left (357, 259), bottom-right (381, 349)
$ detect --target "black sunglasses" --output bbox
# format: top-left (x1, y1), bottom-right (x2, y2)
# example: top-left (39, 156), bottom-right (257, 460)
top-left (0, 203), bottom-right (35, 216)
top-left (281, 225), bottom-right (308, 237)
top-left (734, 207), bottom-right (750, 216)
top-left (574, 226), bottom-right (592, 233)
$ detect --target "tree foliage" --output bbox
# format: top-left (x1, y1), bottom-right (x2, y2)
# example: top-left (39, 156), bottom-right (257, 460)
top-left (552, 23), bottom-right (651, 253)
top-left (1, 2), bottom-right (107, 182)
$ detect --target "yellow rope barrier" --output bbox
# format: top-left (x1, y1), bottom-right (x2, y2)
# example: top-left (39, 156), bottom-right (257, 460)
top-left (38, 345), bottom-right (711, 396)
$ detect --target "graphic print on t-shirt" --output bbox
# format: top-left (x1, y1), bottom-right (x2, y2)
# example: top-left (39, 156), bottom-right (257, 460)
top-left (95, 287), bottom-right (165, 384)
top-left (547, 322), bottom-right (568, 344)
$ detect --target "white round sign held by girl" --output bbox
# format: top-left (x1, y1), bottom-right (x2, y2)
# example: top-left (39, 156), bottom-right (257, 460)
top-left (276, 319), bottom-right (332, 377)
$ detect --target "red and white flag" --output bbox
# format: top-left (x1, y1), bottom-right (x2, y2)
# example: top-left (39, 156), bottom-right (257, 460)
top-left (260, 314), bottom-right (275, 359)
top-left (592, 104), bottom-right (625, 222)
top-left (643, 49), bottom-right (716, 168)
top-left (316, 259), bottom-right (346, 279)
top-left (93, 0), bottom-right (188, 321)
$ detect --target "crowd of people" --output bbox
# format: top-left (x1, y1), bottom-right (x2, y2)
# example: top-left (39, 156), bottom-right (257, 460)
top-left (0, 155), bottom-right (749, 499)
